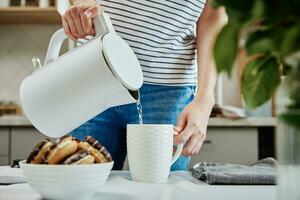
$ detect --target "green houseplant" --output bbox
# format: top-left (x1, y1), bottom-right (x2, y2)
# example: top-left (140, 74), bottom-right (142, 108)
top-left (212, 0), bottom-right (300, 199)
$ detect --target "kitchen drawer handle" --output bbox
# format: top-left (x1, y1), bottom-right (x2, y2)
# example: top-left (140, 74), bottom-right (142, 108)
top-left (203, 140), bottom-right (212, 144)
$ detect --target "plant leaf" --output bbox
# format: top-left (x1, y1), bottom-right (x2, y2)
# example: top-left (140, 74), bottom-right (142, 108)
top-left (215, 0), bottom-right (254, 11)
top-left (245, 29), bottom-right (276, 55)
top-left (242, 55), bottom-right (281, 109)
top-left (280, 24), bottom-right (300, 56)
top-left (251, 0), bottom-right (266, 20)
top-left (214, 21), bottom-right (240, 75)
top-left (210, 0), bottom-right (220, 9)
top-left (214, 0), bottom-right (254, 22)
top-left (264, 0), bottom-right (300, 22)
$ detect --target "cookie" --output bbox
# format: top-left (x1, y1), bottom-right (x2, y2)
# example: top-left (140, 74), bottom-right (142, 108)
top-left (63, 150), bottom-right (95, 165)
top-left (85, 136), bottom-right (113, 162)
top-left (78, 141), bottom-right (107, 163)
top-left (26, 139), bottom-right (53, 164)
top-left (26, 134), bottom-right (113, 165)
top-left (45, 135), bottom-right (78, 164)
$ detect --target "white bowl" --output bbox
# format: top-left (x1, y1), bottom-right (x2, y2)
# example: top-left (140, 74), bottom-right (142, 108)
top-left (20, 160), bottom-right (113, 200)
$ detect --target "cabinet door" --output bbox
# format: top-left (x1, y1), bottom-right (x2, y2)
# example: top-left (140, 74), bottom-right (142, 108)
top-left (0, 156), bottom-right (9, 166)
top-left (0, 128), bottom-right (9, 156)
top-left (10, 127), bottom-right (47, 163)
top-left (190, 128), bottom-right (258, 167)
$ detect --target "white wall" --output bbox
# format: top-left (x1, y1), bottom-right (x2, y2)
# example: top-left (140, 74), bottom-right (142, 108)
top-left (0, 24), bottom-right (66, 103)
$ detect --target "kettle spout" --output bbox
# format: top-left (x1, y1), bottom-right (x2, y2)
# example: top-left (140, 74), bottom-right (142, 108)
top-left (128, 90), bottom-right (140, 101)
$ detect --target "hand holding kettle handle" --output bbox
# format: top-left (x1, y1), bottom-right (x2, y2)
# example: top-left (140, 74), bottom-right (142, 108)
top-left (44, 13), bottom-right (113, 65)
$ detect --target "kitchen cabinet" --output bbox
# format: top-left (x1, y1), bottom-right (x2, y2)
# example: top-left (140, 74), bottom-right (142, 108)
top-left (0, 116), bottom-right (276, 167)
top-left (0, 156), bottom-right (9, 166)
top-left (190, 128), bottom-right (258, 166)
top-left (0, 128), bottom-right (9, 165)
top-left (0, 128), bottom-right (9, 156)
top-left (10, 127), bottom-right (46, 163)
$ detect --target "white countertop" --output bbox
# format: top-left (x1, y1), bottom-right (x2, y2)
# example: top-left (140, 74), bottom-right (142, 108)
top-left (0, 115), bottom-right (277, 127)
top-left (0, 169), bottom-right (276, 200)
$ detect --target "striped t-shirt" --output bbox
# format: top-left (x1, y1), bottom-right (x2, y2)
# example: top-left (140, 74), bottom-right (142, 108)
top-left (97, 0), bottom-right (206, 85)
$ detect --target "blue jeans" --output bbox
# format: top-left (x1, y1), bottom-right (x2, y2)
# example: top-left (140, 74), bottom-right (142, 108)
top-left (70, 84), bottom-right (195, 170)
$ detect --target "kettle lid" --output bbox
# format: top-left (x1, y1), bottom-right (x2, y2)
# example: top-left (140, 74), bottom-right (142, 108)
top-left (102, 33), bottom-right (143, 91)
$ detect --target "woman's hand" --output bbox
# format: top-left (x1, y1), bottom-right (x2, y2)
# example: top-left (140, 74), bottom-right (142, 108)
top-left (173, 2), bottom-right (227, 157)
top-left (174, 97), bottom-right (214, 156)
top-left (62, 0), bottom-right (102, 40)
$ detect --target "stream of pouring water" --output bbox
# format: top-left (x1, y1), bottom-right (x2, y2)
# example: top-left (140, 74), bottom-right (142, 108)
top-left (136, 91), bottom-right (143, 124)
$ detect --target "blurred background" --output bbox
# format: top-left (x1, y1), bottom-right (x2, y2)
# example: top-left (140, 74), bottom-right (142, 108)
top-left (0, 0), bottom-right (276, 168)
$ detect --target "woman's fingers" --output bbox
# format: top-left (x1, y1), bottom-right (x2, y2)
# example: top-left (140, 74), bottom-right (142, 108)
top-left (80, 13), bottom-right (93, 35)
top-left (174, 116), bottom-right (198, 145)
top-left (173, 111), bottom-right (188, 144)
top-left (182, 134), bottom-right (201, 156)
top-left (192, 134), bottom-right (205, 155)
top-left (70, 6), bottom-right (85, 38)
top-left (194, 142), bottom-right (203, 155)
top-left (62, 4), bottom-right (103, 39)
top-left (82, 5), bottom-right (103, 36)
top-left (65, 10), bottom-right (79, 38)
top-left (84, 5), bottom-right (103, 18)
top-left (62, 15), bottom-right (76, 41)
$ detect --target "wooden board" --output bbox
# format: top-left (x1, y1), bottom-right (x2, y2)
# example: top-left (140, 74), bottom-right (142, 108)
top-left (0, 6), bottom-right (61, 24)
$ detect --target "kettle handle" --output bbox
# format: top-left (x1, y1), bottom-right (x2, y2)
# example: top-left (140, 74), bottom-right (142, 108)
top-left (94, 13), bottom-right (115, 37)
top-left (43, 29), bottom-right (67, 65)
top-left (44, 13), bottom-right (114, 65)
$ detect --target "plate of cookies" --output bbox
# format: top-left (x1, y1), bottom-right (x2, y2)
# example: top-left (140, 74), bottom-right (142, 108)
top-left (19, 134), bottom-right (114, 200)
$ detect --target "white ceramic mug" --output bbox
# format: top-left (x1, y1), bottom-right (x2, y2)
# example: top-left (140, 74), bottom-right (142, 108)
top-left (127, 124), bottom-right (183, 183)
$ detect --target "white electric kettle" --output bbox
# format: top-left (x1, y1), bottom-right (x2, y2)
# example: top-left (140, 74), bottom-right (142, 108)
top-left (19, 13), bottom-right (143, 138)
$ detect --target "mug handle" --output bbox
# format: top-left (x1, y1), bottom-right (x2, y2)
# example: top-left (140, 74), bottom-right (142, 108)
top-left (171, 143), bottom-right (183, 165)
top-left (43, 13), bottom-right (113, 65)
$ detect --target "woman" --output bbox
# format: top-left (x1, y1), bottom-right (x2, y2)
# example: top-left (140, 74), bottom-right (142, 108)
top-left (63, 0), bottom-right (227, 170)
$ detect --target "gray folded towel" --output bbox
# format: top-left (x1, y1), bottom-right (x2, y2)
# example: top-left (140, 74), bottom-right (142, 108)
top-left (191, 157), bottom-right (277, 185)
